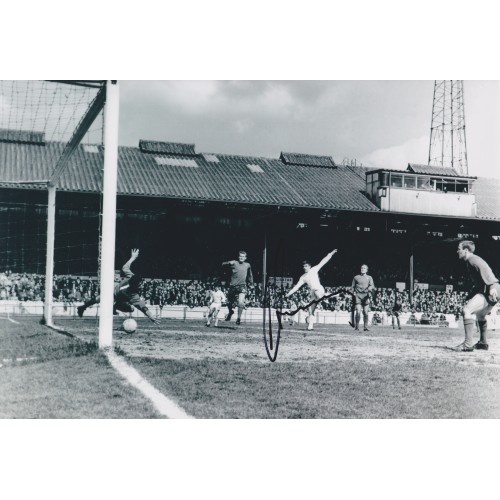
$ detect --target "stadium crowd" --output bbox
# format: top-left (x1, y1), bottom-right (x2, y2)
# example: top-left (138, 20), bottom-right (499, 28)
top-left (0, 270), bottom-right (469, 315)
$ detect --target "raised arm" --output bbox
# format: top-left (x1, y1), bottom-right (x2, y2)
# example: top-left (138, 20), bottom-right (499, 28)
top-left (315, 249), bottom-right (338, 271)
top-left (122, 249), bottom-right (140, 277)
top-left (286, 277), bottom-right (305, 298)
top-left (222, 260), bottom-right (234, 267)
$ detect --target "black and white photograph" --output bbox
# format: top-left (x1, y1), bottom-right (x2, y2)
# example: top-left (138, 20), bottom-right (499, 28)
top-left (2, 3), bottom-right (500, 498)
top-left (2, 80), bottom-right (500, 420)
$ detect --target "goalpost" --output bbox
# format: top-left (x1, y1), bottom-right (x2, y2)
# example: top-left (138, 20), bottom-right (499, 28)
top-left (98, 81), bottom-right (119, 348)
top-left (0, 80), bottom-right (119, 349)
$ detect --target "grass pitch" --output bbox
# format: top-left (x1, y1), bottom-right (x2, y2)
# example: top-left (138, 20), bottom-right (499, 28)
top-left (2, 315), bottom-right (500, 418)
top-left (0, 317), bottom-right (160, 418)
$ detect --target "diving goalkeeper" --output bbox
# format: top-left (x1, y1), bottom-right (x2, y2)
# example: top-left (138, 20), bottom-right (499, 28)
top-left (77, 249), bottom-right (159, 324)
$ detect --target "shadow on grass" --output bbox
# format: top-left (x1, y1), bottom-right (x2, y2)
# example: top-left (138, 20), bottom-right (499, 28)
top-left (429, 345), bottom-right (459, 351)
top-left (443, 346), bottom-right (478, 353)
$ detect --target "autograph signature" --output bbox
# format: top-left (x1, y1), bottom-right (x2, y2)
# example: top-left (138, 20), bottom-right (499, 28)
top-left (262, 239), bottom-right (286, 362)
top-left (275, 287), bottom-right (355, 329)
top-left (263, 280), bottom-right (356, 362)
top-left (261, 237), bottom-right (357, 362)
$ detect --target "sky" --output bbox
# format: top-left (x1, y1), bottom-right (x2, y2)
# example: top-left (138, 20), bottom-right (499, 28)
top-left (118, 80), bottom-right (500, 180)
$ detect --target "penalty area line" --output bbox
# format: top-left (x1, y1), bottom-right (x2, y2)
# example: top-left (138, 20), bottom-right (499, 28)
top-left (105, 350), bottom-right (194, 419)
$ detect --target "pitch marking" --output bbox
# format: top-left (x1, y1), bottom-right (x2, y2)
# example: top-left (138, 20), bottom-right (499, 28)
top-left (105, 350), bottom-right (194, 419)
top-left (0, 317), bottom-right (20, 324)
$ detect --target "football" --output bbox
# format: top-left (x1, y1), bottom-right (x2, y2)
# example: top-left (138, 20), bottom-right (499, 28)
top-left (122, 318), bottom-right (137, 334)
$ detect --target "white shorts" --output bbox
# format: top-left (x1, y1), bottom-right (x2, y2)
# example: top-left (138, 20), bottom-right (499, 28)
top-left (310, 287), bottom-right (325, 301)
top-left (209, 303), bottom-right (222, 312)
top-left (464, 293), bottom-right (494, 320)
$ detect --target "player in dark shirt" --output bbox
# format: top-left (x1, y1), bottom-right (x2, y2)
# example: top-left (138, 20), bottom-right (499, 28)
top-left (454, 240), bottom-right (500, 351)
top-left (77, 249), bottom-right (159, 324)
top-left (391, 291), bottom-right (402, 330)
top-left (222, 250), bottom-right (253, 326)
top-left (351, 264), bottom-right (375, 331)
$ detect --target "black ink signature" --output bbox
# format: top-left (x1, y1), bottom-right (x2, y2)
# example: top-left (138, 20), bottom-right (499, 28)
top-left (275, 287), bottom-right (355, 329)
top-left (262, 237), bottom-right (358, 361)
top-left (262, 238), bottom-right (286, 362)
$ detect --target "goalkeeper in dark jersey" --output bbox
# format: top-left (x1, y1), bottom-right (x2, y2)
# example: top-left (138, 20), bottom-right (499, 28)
top-left (222, 250), bottom-right (254, 326)
top-left (454, 240), bottom-right (500, 351)
top-left (77, 249), bottom-right (159, 324)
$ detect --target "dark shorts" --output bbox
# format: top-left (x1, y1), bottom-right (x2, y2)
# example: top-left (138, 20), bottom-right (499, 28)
top-left (355, 292), bottom-right (371, 306)
top-left (227, 285), bottom-right (247, 304)
top-left (115, 288), bottom-right (147, 309)
top-left (114, 301), bottom-right (134, 313)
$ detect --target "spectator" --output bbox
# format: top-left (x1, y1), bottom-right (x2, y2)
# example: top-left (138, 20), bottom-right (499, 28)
top-left (0, 270), bottom-right (471, 318)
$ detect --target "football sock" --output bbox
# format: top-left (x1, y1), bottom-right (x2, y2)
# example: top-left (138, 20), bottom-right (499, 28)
top-left (478, 320), bottom-right (488, 344)
top-left (463, 318), bottom-right (475, 348)
top-left (82, 298), bottom-right (97, 310)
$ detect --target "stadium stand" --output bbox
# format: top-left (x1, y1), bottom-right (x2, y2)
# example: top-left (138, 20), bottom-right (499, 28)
top-left (2, 136), bottom-right (499, 218)
top-left (0, 269), bottom-right (475, 317)
top-left (2, 135), bottom-right (500, 302)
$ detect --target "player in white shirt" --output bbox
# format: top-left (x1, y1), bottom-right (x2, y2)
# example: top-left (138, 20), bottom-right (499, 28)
top-left (286, 249), bottom-right (338, 331)
top-left (205, 285), bottom-right (227, 327)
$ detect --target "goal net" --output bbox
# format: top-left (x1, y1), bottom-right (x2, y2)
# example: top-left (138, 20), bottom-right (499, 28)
top-left (0, 81), bottom-right (118, 351)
